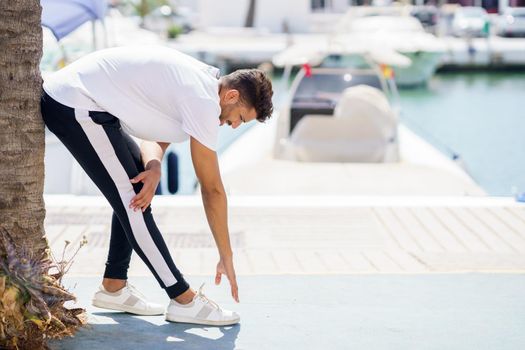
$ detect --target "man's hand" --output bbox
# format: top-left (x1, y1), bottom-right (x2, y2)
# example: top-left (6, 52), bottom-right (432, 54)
top-left (130, 168), bottom-right (161, 212)
top-left (215, 255), bottom-right (239, 303)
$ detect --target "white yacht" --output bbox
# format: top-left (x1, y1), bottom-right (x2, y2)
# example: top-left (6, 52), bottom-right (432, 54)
top-left (329, 14), bottom-right (446, 87)
top-left (267, 5), bottom-right (446, 87)
top-left (218, 54), bottom-right (483, 196)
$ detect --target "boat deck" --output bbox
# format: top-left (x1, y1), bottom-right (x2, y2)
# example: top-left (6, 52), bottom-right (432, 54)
top-left (45, 195), bottom-right (525, 276)
top-left (221, 158), bottom-right (485, 196)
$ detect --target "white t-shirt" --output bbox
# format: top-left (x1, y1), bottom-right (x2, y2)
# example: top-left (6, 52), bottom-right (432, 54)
top-left (43, 46), bottom-right (221, 151)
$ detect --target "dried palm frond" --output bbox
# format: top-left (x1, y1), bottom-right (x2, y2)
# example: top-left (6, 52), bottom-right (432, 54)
top-left (0, 228), bottom-right (88, 349)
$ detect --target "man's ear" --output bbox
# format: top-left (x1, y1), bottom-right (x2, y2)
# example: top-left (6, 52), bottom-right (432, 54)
top-left (225, 89), bottom-right (240, 104)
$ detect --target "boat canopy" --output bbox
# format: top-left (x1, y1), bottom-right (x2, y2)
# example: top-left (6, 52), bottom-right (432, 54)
top-left (41, 0), bottom-right (108, 40)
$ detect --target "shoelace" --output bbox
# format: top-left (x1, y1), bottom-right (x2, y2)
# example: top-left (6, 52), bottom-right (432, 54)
top-left (196, 282), bottom-right (221, 311)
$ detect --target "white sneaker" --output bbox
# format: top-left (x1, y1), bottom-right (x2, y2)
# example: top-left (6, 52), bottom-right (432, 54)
top-left (92, 282), bottom-right (164, 316)
top-left (165, 283), bottom-right (240, 326)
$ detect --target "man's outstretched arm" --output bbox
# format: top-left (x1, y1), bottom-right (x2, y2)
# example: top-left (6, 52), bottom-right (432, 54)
top-left (130, 141), bottom-right (170, 212)
top-left (189, 136), bottom-right (239, 303)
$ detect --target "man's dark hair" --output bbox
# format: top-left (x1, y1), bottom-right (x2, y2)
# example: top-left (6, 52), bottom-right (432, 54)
top-left (222, 69), bottom-right (273, 122)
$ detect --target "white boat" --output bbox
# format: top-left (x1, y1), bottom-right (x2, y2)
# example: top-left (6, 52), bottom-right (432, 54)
top-left (217, 54), bottom-right (483, 196)
top-left (166, 27), bottom-right (293, 72)
top-left (272, 66), bottom-right (402, 162)
top-left (332, 16), bottom-right (445, 86)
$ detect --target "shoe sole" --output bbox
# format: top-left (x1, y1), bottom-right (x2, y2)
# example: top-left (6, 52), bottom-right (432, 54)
top-left (165, 314), bottom-right (240, 326)
top-left (92, 299), bottom-right (164, 316)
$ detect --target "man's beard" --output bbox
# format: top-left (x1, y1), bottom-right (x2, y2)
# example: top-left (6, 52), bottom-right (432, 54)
top-left (218, 105), bottom-right (232, 125)
top-left (218, 113), bottom-right (230, 126)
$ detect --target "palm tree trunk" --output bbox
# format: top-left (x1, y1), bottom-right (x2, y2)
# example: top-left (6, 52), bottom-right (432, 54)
top-left (0, 0), bottom-right (46, 255)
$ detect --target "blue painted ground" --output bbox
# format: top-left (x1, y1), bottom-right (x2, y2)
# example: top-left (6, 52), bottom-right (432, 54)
top-left (49, 274), bottom-right (525, 350)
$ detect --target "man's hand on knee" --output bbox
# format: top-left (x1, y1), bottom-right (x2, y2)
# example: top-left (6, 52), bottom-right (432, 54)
top-left (130, 168), bottom-right (161, 212)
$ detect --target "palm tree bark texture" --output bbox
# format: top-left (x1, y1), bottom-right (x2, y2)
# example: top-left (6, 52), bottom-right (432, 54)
top-left (0, 0), bottom-right (47, 252)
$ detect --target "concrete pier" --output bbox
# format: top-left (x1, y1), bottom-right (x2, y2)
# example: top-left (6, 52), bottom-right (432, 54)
top-left (45, 194), bottom-right (525, 349)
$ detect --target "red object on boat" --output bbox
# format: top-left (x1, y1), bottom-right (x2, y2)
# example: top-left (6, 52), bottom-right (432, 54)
top-left (302, 63), bottom-right (312, 78)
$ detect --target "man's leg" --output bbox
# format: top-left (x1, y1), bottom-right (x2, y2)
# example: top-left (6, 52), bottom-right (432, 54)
top-left (102, 132), bottom-right (140, 292)
top-left (96, 122), bottom-right (196, 302)
top-left (102, 212), bottom-right (133, 291)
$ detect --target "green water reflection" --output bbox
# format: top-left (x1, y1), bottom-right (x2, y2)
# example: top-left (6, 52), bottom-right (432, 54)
top-left (398, 71), bottom-right (525, 196)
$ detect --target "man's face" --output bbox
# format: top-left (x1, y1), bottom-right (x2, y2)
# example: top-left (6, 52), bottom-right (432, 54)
top-left (219, 88), bottom-right (257, 129)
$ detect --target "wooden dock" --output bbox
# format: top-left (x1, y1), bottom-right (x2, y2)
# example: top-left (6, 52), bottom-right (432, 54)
top-left (44, 195), bottom-right (525, 277)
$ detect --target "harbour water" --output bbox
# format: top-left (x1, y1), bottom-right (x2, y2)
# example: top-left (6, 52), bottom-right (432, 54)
top-left (398, 71), bottom-right (525, 196)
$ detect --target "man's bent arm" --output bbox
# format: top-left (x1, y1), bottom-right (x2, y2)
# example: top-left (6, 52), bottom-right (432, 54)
top-left (140, 141), bottom-right (170, 171)
top-left (189, 136), bottom-right (233, 258)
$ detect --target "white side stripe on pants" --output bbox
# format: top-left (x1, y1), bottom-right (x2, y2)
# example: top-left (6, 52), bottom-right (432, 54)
top-left (75, 109), bottom-right (177, 287)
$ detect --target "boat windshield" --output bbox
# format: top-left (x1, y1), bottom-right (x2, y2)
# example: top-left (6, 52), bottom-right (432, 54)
top-left (293, 73), bottom-right (382, 103)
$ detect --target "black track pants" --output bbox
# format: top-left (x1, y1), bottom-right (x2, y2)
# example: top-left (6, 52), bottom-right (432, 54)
top-left (41, 92), bottom-right (190, 299)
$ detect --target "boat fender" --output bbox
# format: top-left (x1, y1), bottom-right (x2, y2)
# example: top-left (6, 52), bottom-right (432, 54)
top-left (166, 151), bottom-right (179, 194)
